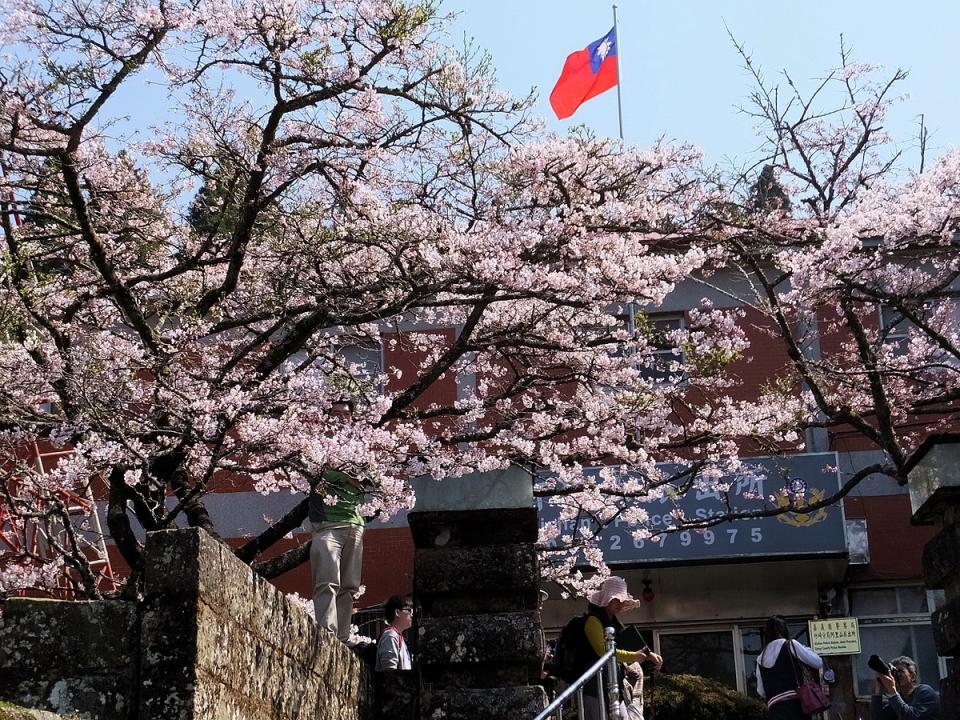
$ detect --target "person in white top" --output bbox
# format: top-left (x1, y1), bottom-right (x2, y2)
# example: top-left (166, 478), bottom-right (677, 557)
top-left (755, 616), bottom-right (824, 719)
top-left (375, 595), bottom-right (413, 671)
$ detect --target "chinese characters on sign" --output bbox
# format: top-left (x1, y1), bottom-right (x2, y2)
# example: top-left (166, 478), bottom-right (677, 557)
top-left (808, 617), bottom-right (861, 655)
top-left (537, 453), bottom-right (847, 565)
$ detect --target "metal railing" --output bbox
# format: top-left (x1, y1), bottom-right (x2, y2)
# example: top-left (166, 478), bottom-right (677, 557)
top-left (534, 627), bottom-right (621, 720)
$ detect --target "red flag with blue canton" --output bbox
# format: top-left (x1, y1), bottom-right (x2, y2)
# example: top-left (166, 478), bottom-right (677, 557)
top-left (550, 27), bottom-right (618, 120)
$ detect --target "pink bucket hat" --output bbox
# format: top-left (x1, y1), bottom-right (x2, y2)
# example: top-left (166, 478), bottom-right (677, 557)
top-left (588, 576), bottom-right (639, 609)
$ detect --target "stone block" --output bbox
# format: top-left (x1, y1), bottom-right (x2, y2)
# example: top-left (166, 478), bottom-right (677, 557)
top-left (144, 527), bottom-right (206, 595)
top-left (419, 592), bottom-right (541, 619)
top-left (419, 685), bottom-right (548, 720)
top-left (0, 598), bottom-right (137, 674)
top-left (411, 466), bottom-right (533, 512)
top-left (140, 593), bottom-right (200, 671)
top-left (415, 544), bottom-right (541, 617)
top-left (417, 612), bottom-right (543, 686)
top-left (373, 671), bottom-right (417, 720)
top-left (922, 524), bottom-right (960, 590)
top-left (907, 437), bottom-right (960, 523)
top-left (415, 544), bottom-right (539, 594)
top-left (932, 596), bottom-right (960, 658)
top-left (0, 676), bottom-right (133, 720)
top-left (408, 508), bottom-right (539, 548)
top-left (0, 599), bottom-right (137, 720)
top-left (940, 669), bottom-right (959, 720)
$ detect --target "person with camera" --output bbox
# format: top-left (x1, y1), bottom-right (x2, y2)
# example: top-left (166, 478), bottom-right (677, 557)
top-left (870, 656), bottom-right (940, 720)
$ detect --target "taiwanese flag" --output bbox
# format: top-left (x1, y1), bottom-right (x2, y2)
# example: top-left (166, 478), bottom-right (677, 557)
top-left (550, 27), bottom-right (618, 120)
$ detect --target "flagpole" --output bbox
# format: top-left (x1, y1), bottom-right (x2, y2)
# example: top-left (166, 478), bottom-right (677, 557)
top-left (612, 5), bottom-right (634, 344)
top-left (612, 3), bottom-right (624, 140)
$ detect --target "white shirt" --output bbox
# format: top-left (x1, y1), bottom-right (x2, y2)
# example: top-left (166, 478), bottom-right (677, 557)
top-left (755, 638), bottom-right (824, 699)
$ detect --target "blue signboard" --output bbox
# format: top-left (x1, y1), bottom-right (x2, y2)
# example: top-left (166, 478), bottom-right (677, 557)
top-left (537, 452), bottom-right (847, 565)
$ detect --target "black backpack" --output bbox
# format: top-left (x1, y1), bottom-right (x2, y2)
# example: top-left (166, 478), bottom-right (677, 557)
top-left (552, 614), bottom-right (589, 683)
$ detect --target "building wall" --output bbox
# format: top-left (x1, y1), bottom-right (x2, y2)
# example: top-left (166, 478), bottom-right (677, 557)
top-left (19, 269), bottom-right (944, 711)
top-left (844, 494), bottom-right (938, 582)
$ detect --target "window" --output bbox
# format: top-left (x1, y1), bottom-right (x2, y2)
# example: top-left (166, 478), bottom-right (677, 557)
top-left (849, 585), bottom-right (943, 697)
top-left (658, 629), bottom-right (738, 689)
top-left (878, 304), bottom-right (911, 349)
top-left (636, 314), bottom-right (686, 384)
top-left (331, 341), bottom-right (384, 395)
top-left (339, 342), bottom-right (383, 381)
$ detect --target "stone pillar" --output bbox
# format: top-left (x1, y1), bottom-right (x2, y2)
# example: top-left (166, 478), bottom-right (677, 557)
top-left (409, 467), bottom-right (547, 720)
top-left (906, 434), bottom-right (960, 716)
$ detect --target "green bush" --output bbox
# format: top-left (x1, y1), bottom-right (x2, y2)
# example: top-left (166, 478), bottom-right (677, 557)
top-left (645, 673), bottom-right (768, 720)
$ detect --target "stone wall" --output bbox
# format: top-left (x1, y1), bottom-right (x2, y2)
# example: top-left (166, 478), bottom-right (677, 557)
top-left (0, 528), bottom-right (368, 720)
top-left (141, 528), bottom-right (368, 720)
top-left (0, 599), bottom-right (139, 719)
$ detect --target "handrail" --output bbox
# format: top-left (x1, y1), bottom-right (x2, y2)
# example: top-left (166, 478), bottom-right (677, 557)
top-left (533, 626), bottom-right (621, 720)
top-left (534, 648), bottom-right (615, 720)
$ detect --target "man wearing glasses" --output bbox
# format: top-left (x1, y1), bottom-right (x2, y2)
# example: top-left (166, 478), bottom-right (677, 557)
top-left (871, 656), bottom-right (940, 719)
top-left (376, 595), bottom-right (414, 671)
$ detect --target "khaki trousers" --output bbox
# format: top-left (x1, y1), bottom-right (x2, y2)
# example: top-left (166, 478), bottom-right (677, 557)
top-left (310, 521), bottom-right (364, 642)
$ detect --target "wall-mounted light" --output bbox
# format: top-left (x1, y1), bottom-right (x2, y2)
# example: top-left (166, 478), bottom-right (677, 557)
top-left (641, 579), bottom-right (655, 603)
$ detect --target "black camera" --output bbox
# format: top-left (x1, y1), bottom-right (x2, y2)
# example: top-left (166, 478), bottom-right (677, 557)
top-left (868, 654), bottom-right (894, 677)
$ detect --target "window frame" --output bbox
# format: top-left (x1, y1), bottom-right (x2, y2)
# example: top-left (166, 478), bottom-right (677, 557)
top-left (848, 583), bottom-right (946, 699)
top-left (635, 312), bottom-right (688, 386)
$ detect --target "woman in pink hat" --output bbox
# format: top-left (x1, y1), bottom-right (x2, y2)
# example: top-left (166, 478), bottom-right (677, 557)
top-left (579, 576), bottom-right (663, 720)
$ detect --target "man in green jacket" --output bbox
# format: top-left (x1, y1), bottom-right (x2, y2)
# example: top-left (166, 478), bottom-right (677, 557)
top-left (309, 462), bottom-right (365, 644)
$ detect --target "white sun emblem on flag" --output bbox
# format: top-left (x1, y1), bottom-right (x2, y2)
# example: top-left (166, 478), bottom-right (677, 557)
top-left (596, 38), bottom-right (612, 60)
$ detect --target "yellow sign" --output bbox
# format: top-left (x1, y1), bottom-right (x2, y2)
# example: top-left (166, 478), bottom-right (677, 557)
top-left (808, 617), bottom-right (861, 655)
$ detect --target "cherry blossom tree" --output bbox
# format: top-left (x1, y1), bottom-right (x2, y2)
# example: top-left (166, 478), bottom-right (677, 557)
top-left (0, 0), bottom-right (726, 599)
top-left (0, 0), bottom-right (957, 602)
top-left (527, 48), bottom-right (959, 589)
top-left (695, 40), bottom-right (960, 509)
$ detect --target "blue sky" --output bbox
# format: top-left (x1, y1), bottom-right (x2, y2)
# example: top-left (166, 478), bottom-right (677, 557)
top-left (442, 0), bottom-right (959, 170)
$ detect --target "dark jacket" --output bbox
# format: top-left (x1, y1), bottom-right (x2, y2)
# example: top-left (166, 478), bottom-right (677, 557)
top-left (580, 603), bottom-right (626, 698)
top-left (870, 684), bottom-right (940, 720)
top-left (757, 641), bottom-right (800, 703)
